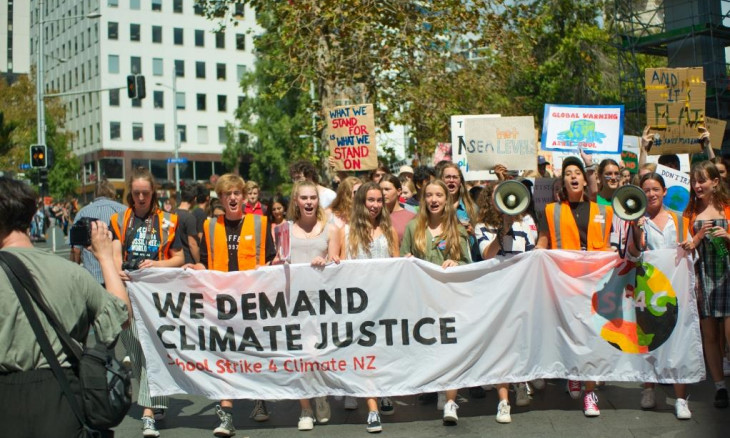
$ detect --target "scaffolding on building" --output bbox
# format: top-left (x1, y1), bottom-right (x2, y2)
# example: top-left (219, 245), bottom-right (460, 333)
top-left (615, 0), bottom-right (730, 148)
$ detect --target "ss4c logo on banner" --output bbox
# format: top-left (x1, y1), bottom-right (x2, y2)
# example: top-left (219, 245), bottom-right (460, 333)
top-left (591, 260), bottom-right (678, 354)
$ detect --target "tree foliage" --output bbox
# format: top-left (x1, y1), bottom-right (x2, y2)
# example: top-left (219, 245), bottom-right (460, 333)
top-left (201, 0), bottom-right (625, 185)
top-left (0, 75), bottom-right (79, 198)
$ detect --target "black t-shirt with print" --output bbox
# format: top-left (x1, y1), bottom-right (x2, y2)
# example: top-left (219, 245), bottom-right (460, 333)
top-left (111, 213), bottom-right (182, 262)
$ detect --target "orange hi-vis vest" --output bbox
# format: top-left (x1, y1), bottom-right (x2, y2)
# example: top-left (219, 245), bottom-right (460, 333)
top-left (668, 211), bottom-right (690, 242)
top-left (545, 201), bottom-right (612, 250)
top-left (686, 205), bottom-right (730, 237)
top-left (204, 214), bottom-right (267, 272)
top-left (110, 208), bottom-right (178, 260)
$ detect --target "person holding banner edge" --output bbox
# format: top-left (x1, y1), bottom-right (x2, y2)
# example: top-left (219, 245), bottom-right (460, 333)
top-left (110, 167), bottom-right (184, 438)
top-left (625, 172), bottom-right (693, 419)
top-left (275, 180), bottom-right (341, 431)
top-left (338, 181), bottom-right (400, 433)
top-left (683, 160), bottom-right (730, 409)
top-left (183, 173), bottom-right (276, 437)
top-left (474, 182), bottom-right (538, 423)
top-left (400, 179), bottom-right (472, 425)
top-left (536, 156), bottom-right (614, 417)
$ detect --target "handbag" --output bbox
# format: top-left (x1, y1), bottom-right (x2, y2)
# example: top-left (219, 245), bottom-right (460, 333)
top-left (0, 251), bottom-right (132, 436)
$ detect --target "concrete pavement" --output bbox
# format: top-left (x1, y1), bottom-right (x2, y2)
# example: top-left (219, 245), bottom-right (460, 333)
top-left (112, 379), bottom-right (729, 438)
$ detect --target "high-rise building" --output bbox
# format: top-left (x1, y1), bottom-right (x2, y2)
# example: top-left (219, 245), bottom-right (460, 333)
top-left (30, 0), bottom-right (260, 194)
top-left (1, 0), bottom-right (31, 81)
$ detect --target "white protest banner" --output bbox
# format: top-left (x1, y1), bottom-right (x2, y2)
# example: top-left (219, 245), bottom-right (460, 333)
top-left (451, 114), bottom-right (500, 181)
top-left (326, 104), bottom-right (377, 171)
top-left (463, 116), bottom-right (537, 172)
top-left (541, 104), bottom-right (624, 154)
top-left (128, 250), bottom-right (703, 399)
top-left (655, 164), bottom-right (691, 214)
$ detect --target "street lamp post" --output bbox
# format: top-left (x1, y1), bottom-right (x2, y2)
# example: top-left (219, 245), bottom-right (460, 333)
top-left (35, 1), bottom-right (101, 252)
top-left (35, 0), bottom-right (101, 154)
top-left (156, 69), bottom-right (181, 193)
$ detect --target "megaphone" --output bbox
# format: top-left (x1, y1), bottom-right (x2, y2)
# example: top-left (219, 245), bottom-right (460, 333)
top-left (494, 180), bottom-right (531, 216)
top-left (612, 185), bottom-right (647, 221)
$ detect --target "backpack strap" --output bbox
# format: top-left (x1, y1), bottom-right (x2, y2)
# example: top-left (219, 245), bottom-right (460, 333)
top-left (0, 252), bottom-right (90, 431)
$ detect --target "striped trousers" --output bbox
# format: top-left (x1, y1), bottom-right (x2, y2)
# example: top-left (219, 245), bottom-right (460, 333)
top-left (121, 322), bottom-right (169, 409)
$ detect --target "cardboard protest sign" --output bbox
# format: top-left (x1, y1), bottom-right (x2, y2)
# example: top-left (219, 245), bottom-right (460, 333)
top-left (326, 104), bottom-right (377, 171)
top-left (532, 177), bottom-right (559, 220)
top-left (463, 116), bottom-right (537, 172)
top-left (655, 164), bottom-right (690, 215)
top-left (541, 104), bottom-right (624, 154)
top-left (706, 117), bottom-right (727, 149)
top-left (645, 67), bottom-right (705, 155)
top-left (451, 114), bottom-right (501, 181)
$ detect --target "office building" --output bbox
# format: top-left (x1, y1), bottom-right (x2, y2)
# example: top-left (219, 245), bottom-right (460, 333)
top-left (30, 0), bottom-right (259, 192)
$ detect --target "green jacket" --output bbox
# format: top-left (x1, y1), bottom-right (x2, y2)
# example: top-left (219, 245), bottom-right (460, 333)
top-left (399, 220), bottom-right (472, 265)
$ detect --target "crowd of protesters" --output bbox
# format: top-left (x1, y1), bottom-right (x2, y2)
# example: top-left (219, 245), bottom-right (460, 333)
top-left (3, 124), bottom-right (730, 437)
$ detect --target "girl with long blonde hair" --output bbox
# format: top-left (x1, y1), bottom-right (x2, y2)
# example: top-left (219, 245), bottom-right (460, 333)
top-left (399, 179), bottom-right (471, 425)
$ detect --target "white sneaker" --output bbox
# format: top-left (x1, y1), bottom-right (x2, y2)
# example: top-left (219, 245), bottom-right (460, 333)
top-left (515, 383), bottom-right (531, 407)
top-left (442, 400), bottom-right (458, 424)
top-left (495, 400), bottom-right (511, 424)
top-left (366, 410), bottom-right (382, 433)
top-left (675, 398), bottom-right (691, 420)
top-left (298, 410), bottom-right (315, 431)
top-left (724, 357), bottom-right (730, 377)
top-left (142, 416), bottom-right (160, 438)
top-left (314, 396), bottom-right (330, 424)
top-left (344, 396), bottom-right (358, 410)
top-left (640, 388), bottom-right (656, 409)
top-left (436, 392), bottom-right (446, 410)
top-left (531, 378), bottom-right (546, 391)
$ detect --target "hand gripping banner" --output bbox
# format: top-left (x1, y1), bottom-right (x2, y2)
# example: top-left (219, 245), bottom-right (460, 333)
top-left (127, 249), bottom-right (704, 399)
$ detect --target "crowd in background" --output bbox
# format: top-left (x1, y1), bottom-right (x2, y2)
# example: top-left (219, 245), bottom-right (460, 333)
top-left (15, 124), bottom-right (730, 436)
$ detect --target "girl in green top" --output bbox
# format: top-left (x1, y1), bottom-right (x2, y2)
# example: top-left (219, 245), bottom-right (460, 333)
top-left (399, 179), bottom-right (471, 425)
top-left (595, 159), bottom-right (621, 206)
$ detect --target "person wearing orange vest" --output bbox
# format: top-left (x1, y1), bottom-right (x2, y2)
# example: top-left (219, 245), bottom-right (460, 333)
top-left (536, 156), bottom-right (613, 418)
top-left (184, 173), bottom-right (275, 437)
top-left (683, 160), bottom-right (730, 410)
top-left (625, 172), bottom-right (693, 419)
top-left (110, 167), bottom-right (184, 438)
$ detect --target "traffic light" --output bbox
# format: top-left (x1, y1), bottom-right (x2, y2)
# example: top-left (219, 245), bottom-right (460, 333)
top-left (30, 144), bottom-right (47, 168)
top-left (127, 75), bottom-right (136, 99)
top-left (127, 74), bottom-right (146, 99)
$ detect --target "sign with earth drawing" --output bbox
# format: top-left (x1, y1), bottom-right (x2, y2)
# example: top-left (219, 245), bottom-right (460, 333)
top-left (655, 164), bottom-right (690, 215)
top-left (541, 104), bottom-right (624, 154)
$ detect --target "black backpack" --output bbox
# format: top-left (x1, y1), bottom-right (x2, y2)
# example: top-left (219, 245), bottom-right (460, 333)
top-left (0, 252), bottom-right (132, 435)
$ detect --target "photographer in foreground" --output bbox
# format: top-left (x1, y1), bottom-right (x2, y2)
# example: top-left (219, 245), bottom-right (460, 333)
top-left (110, 167), bottom-right (183, 437)
top-left (0, 176), bottom-right (130, 437)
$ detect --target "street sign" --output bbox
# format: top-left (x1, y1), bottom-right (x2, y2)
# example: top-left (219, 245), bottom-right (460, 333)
top-left (167, 157), bottom-right (188, 164)
top-left (20, 163), bottom-right (31, 170)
